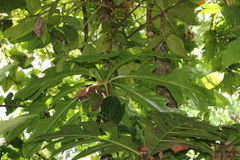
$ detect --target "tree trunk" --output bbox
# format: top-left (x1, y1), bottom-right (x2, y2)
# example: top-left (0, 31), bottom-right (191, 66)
top-left (146, 3), bottom-right (178, 109)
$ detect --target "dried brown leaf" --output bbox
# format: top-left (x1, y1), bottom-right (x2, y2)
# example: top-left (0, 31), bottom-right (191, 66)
top-left (75, 87), bottom-right (90, 98)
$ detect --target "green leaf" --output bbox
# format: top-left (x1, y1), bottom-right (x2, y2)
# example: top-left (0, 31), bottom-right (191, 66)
top-left (22, 140), bottom-right (43, 158)
top-left (26, 0), bottom-right (41, 13)
top-left (113, 0), bottom-right (125, 6)
top-left (101, 96), bottom-right (125, 124)
top-left (7, 95), bottom-right (49, 141)
top-left (4, 17), bottom-right (37, 40)
top-left (221, 5), bottom-right (240, 25)
top-left (219, 72), bottom-right (238, 95)
top-left (147, 35), bottom-right (163, 50)
top-left (82, 44), bottom-right (96, 55)
top-left (166, 34), bottom-right (187, 56)
top-left (139, 112), bottom-right (221, 155)
top-left (65, 16), bottom-right (82, 30)
top-left (106, 51), bottom-right (138, 80)
top-left (168, 5), bottom-right (198, 25)
top-left (15, 65), bottom-right (92, 100)
top-left (222, 38), bottom-right (240, 67)
top-left (55, 56), bottom-right (67, 72)
top-left (200, 72), bottom-right (224, 89)
top-left (96, 36), bottom-right (109, 54)
top-left (0, 114), bottom-right (35, 134)
top-left (152, 4), bottom-right (161, 29)
top-left (63, 24), bottom-right (78, 43)
top-left (0, 63), bottom-right (15, 83)
top-left (51, 83), bottom-right (85, 105)
top-left (214, 92), bottom-right (230, 107)
top-left (111, 64), bottom-right (215, 111)
top-left (1, 77), bottom-right (15, 92)
top-left (29, 99), bottom-right (78, 139)
top-left (0, 0), bottom-right (26, 12)
top-left (112, 83), bottom-right (175, 112)
top-left (114, 32), bottom-right (127, 44)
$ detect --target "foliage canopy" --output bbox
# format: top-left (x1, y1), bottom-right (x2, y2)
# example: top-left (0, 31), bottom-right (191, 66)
top-left (1, 0), bottom-right (240, 159)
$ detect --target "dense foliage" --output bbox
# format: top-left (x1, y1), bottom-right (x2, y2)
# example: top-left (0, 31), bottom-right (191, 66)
top-left (1, 0), bottom-right (240, 159)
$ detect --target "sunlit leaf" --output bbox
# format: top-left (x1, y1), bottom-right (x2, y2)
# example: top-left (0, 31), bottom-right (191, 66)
top-left (200, 72), bottom-right (224, 89)
top-left (4, 17), bottom-right (37, 40)
top-left (0, 63), bottom-right (15, 83)
top-left (0, 114), bottom-right (35, 134)
top-left (200, 4), bottom-right (221, 14)
top-left (214, 92), bottom-right (230, 107)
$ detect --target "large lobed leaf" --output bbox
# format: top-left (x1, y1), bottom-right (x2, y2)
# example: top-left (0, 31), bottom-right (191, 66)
top-left (112, 83), bottom-right (176, 112)
top-left (38, 121), bottom-right (139, 159)
top-left (111, 64), bottom-right (215, 111)
top-left (139, 112), bottom-right (222, 156)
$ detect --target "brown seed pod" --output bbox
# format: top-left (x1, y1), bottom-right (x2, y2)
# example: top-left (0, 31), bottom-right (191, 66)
top-left (33, 16), bottom-right (44, 37)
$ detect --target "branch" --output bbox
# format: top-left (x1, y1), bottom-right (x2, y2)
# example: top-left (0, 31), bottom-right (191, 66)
top-left (82, 5), bottom-right (88, 42)
top-left (127, 0), bottom-right (189, 39)
top-left (0, 105), bottom-right (27, 107)
top-left (120, 3), bottom-right (141, 26)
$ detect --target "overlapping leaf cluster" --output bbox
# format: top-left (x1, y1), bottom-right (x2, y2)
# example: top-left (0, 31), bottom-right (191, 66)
top-left (0, 0), bottom-right (240, 159)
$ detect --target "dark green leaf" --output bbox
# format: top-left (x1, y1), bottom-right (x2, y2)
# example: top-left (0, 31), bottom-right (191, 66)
top-left (75, 52), bottom-right (119, 63)
top-left (139, 112), bottom-right (221, 155)
top-left (114, 32), bottom-right (127, 44)
top-left (64, 16), bottom-right (82, 30)
top-left (0, 0), bottom-right (26, 12)
top-left (22, 140), bottom-right (43, 158)
top-left (38, 121), bottom-right (138, 159)
top-left (221, 5), bottom-right (240, 25)
top-left (101, 96), bottom-right (125, 124)
top-left (168, 5), bottom-right (198, 25)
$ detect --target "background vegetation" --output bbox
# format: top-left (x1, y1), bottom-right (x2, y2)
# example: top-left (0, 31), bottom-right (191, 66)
top-left (0, 0), bottom-right (240, 159)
